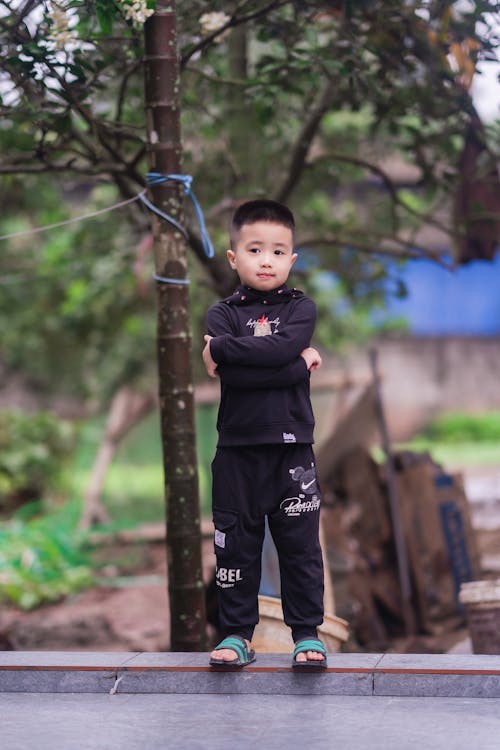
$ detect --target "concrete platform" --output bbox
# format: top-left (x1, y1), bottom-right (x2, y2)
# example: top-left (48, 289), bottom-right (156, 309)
top-left (2, 653), bottom-right (500, 750)
top-left (1, 651), bottom-right (500, 698)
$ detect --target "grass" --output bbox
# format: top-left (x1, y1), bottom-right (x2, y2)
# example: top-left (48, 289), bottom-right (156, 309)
top-left (387, 440), bottom-right (500, 469)
top-left (391, 412), bottom-right (500, 470)
top-left (70, 464), bottom-right (166, 525)
top-left (71, 405), bottom-right (218, 525)
top-left (420, 411), bottom-right (500, 444)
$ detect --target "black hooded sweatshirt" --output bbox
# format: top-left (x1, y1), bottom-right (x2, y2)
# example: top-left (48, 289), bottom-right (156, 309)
top-left (206, 283), bottom-right (316, 447)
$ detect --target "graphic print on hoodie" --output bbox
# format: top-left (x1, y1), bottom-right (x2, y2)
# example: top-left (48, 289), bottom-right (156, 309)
top-left (206, 284), bottom-right (316, 446)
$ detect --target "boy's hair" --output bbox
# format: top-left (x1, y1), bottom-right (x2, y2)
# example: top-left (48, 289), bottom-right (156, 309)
top-left (230, 199), bottom-right (295, 249)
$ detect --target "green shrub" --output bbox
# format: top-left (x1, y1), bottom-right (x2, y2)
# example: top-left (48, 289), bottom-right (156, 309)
top-left (0, 410), bottom-right (76, 513)
top-left (0, 501), bottom-right (93, 610)
top-left (422, 412), bottom-right (500, 444)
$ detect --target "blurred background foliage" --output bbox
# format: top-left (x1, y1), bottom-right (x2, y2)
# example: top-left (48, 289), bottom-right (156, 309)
top-left (0, 498), bottom-right (93, 610)
top-left (0, 410), bottom-right (75, 514)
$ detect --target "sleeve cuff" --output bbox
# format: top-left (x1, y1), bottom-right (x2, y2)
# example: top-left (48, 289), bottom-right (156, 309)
top-left (209, 335), bottom-right (226, 364)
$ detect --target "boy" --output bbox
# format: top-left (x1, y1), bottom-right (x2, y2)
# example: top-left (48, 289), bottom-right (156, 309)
top-left (202, 199), bottom-right (326, 669)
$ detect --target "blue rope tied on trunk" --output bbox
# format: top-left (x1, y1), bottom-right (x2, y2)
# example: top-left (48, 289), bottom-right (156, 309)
top-left (140, 172), bottom-right (215, 260)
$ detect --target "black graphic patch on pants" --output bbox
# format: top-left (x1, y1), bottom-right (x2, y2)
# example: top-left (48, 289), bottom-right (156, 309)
top-left (211, 444), bottom-right (324, 639)
top-left (281, 463), bottom-right (320, 516)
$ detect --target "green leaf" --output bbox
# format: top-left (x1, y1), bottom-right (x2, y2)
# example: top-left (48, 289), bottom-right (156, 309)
top-left (95, 0), bottom-right (116, 35)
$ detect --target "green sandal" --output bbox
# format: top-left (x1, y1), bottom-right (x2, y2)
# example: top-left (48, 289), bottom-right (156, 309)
top-left (209, 635), bottom-right (256, 669)
top-left (292, 638), bottom-right (327, 669)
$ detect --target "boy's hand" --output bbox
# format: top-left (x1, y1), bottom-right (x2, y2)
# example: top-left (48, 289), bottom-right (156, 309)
top-left (301, 347), bottom-right (322, 371)
top-left (203, 335), bottom-right (218, 378)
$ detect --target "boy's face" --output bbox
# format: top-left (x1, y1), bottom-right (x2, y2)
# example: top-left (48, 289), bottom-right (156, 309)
top-left (227, 221), bottom-right (297, 291)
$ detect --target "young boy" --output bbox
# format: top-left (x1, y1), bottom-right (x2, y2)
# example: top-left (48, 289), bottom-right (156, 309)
top-left (202, 199), bottom-right (326, 669)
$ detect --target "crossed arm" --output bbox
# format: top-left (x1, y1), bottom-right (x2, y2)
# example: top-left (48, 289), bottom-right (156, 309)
top-left (202, 299), bottom-right (322, 387)
top-left (203, 336), bottom-right (321, 378)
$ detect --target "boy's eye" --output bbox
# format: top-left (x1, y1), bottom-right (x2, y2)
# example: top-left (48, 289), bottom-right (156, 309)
top-left (274, 249), bottom-right (284, 256)
top-left (249, 247), bottom-right (260, 253)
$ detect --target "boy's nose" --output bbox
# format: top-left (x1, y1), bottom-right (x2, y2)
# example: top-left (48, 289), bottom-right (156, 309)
top-left (260, 254), bottom-right (272, 267)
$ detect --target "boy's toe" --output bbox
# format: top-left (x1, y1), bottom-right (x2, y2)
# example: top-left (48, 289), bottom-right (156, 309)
top-left (210, 648), bottom-right (236, 662)
top-left (308, 650), bottom-right (325, 661)
top-left (292, 638), bottom-right (328, 669)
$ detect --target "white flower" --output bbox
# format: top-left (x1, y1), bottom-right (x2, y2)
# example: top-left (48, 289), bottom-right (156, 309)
top-left (47, 1), bottom-right (78, 50)
top-left (118, 0), bottom-right (155, 28)
top-left (200, 11), bottom-right (231, 39)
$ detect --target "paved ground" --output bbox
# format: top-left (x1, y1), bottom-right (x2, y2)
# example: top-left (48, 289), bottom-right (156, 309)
top-left (3, 691), bottom-right (500, 750)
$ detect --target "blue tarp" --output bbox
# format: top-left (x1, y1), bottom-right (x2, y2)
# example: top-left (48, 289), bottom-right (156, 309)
top-left (385, 253), bottom-right (500, 335)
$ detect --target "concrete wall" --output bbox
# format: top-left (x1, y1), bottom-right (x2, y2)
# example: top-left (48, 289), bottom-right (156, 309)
top-left (319, 336), bottom-right (500, 442)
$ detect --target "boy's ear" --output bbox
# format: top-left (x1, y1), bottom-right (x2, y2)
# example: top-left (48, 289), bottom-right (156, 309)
top-left (226, 248), bottom-right (236, 269)
top-left (291, 252), bottom-right (298, 266)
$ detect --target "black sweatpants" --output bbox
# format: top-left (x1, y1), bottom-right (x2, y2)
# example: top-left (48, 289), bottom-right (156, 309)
top-left (211, 444), bottom-right (324, 643)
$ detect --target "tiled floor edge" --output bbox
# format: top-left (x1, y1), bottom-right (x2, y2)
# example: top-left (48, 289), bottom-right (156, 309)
top-left (117, 652), bottom-right (145, 669)
top-left (370, 654), bottom-right (386, 695)
top-left (1, 653), bottom-right (500, 697)
top-left (373, 653), bottom-right (500, 676)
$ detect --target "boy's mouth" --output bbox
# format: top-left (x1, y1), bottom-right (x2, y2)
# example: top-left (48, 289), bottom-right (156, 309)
top-left (257, 273), bottom-right (274, 279)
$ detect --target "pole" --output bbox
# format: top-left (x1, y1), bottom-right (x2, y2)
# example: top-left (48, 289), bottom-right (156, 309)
top-left (143, 0), bottom-right (206, 651)
top-left (369, 347), bottom-right (415, 636)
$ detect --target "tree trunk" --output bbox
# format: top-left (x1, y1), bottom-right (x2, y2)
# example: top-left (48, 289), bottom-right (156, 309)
top-left (144, 1), bottom-right (206, 651)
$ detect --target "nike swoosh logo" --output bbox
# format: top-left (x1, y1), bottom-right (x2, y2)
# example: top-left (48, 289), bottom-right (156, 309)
top-left (301, 478), bottom-right (316, 491)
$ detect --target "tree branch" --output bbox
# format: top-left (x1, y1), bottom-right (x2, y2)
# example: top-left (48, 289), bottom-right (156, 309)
top-left (298, 233), bottom-right (454, 269)
top-left (185, 227), bottom-right (236, 296)
top-left (312, 150), bottom-right (457, 238)
top-left (42, 59), bottom-right (137, 181)
top-left (180, 0), bottom-right (293, 68)
top-left (274, 78), bottom-right (338, 206)
top-left (183, 65), bottom-right (248, 87)
top-left (115, 60), bottom-right (142, 123)
top-left (1, 0), bottom-right (39, 36)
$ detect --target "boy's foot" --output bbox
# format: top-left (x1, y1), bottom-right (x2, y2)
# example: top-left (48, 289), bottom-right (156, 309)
top-left (292, 638), bottom-right (327, 669)
top-left (209, 635), bottom-right (255, 668)
top-left (294, 650), bottom-right (326, 663)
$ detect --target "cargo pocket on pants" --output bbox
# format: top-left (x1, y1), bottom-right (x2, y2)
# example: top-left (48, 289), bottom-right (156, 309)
top-left (213, 507), bottom-right (238, 561)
